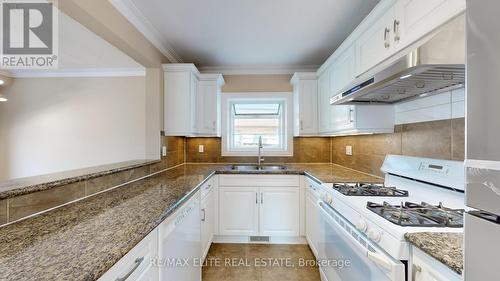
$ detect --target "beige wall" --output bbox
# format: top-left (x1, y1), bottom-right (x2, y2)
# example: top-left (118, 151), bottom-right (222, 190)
top-left (58, 0), bottom-right (169, 160)
top-left (0, 76), bottom-right (147, 180)
top-left (222, 74), bottom-right (293, 92)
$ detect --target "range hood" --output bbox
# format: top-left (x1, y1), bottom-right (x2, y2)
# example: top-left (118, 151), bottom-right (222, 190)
top-left (331, 15), bottom-right (465, 105)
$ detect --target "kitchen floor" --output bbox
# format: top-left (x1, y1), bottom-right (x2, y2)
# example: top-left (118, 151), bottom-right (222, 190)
top-left (202, 243), bottom-right (321, 281)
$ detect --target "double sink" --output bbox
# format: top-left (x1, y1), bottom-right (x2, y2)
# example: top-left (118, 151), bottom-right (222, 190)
top-left (230, 165), bottom-right (287, 171)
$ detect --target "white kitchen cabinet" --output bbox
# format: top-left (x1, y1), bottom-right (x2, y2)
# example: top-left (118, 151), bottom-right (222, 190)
top-left (355, 5), bottom-right (398, 77)
top-left (218, 186), bottom-right (260, 236)
top-left (163, 64), bottom-right (199, 136)
top-left (218, 175), bottom-right (301, 237)
top-left (259, 186), bottom-right (300, 236)
top-left (411, 247), bottom-right (462, 281)
top-left (355, 0), bottom-right (465, 77)
top-left (196, 74), bottom-right (225, 136)
top-left (98, 229), bottom-right (159, 281)
top-left (291, 72), bottom-right (318, 136)
top-left (163, 63), bottom-right (224, 136)
top-left (395, 0), bottom-right (465, 49)
top-left (201, 180), bottom-right (215, 259)
top-left (305, 179), bottom-right (321, 258)
top-left (318, 69), bottom-right (335, 134)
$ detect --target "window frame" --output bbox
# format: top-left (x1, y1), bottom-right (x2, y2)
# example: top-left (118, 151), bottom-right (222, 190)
top-left (221, 92), bottom-right (293, 157)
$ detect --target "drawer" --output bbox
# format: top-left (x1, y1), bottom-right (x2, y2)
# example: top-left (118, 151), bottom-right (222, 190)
top-left (219, 175), bottom-right (300, 187)
top-left (98, 229), bottom-right (158, 281)
top-left (200, 176), bottom-right (215, 199)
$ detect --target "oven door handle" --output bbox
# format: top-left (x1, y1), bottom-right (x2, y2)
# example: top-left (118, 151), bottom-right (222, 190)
top-left (367, 251), bottom-right (393, 271)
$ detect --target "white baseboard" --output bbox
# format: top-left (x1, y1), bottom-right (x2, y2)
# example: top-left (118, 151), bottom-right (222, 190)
top-left (212, 235), bottom-right (307, 245)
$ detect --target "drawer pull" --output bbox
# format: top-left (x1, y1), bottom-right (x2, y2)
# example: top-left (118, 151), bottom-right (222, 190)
top-left (115, 256), bottom-right (144, 281)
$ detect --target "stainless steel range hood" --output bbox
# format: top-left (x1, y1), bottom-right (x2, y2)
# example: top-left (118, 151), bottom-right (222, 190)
top-left (331, 15), bottom-right (465, 105)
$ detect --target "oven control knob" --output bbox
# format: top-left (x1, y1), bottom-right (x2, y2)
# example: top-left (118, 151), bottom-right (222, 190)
top-left (368, 229), bottom-right (382, 242)
top-left (324, 194), bottom-right (333, 204)
top-left (356, 219), bottom-right (368, 232)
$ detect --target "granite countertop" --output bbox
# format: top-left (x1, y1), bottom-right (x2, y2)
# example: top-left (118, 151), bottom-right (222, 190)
top-left (0, 159), bottom-right (160, 200)
top-left (405, 232), bottom-right (464, 275)
top-left (0, 163), bottom-right (380, 281)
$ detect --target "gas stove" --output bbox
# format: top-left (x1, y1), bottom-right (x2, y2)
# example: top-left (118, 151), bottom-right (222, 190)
top-left (366, 201), bottom-right (465, 227)
top-left (332, 182), bottom-right (409, 197)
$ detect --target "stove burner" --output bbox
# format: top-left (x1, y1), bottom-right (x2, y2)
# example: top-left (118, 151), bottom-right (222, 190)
top-left (367, 201), bottom-right (464, 227)
top-left (332, 182), bottom-right (409, 197)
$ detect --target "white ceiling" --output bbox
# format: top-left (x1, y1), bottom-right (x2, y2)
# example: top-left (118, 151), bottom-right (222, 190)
top-left (1, 10), bottom-right (144, 78)
top-left (120, 0), bottom-right (379, 70)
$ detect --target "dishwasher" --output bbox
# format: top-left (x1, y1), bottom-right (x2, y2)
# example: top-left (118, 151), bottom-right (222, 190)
top-left (158, 194), bottom-right (201, 281)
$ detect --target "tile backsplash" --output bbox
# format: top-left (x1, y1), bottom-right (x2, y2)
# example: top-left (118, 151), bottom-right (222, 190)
top-left (332, 118), bottom-right (465, 177)
top-left (186, 137), bottom-right (331, 164)
top-left (186, 118), bottom-right (465, 177)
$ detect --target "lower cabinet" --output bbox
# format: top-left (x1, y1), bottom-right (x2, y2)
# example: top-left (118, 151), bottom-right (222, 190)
top-left (305, 181), bottom-right (321, 258)
top-left (201, 181), bottom-right (215, 259)
top-left (259, 186), bottom-right (300, 236)
top-left (218, 175), bottom-right (301, 237)
top-left (411, 247), bottom-right (462, 281)
top-left (219, 186), bottom-right (260, 236)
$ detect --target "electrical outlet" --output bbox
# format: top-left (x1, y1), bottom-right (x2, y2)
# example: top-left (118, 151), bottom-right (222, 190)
top-left (161, 146), bottom-right (167, 157)
top-left (345, 146), bottom-right (353, 156)
top-left (199, 145), bottom-right (204, 153)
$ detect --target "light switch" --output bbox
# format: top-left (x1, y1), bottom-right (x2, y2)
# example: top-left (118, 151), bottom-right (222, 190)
top-left (346, 146), bottom-right (353, 156)
top-left (161, 146), bottom-right (167, 156)
top-left (199, 145), bottom-right (204, 153)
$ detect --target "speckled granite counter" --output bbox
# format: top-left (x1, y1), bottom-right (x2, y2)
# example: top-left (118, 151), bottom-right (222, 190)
top-left (0, 159), bottom-right (160, 200)
top-left (405, 232), bottom-right (464, 275)
top-left (0, 163), bottom-right (380, 281)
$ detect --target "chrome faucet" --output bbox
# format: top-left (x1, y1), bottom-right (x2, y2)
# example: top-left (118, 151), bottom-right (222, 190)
top-left (257, 136), bottom-right (264, 168)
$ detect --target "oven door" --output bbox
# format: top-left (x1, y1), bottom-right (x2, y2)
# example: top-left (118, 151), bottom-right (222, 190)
top-left (318, 202), bottom-right (405, 281)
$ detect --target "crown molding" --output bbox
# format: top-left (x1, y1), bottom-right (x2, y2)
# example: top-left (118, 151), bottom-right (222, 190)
top-left (198, 65), bottom-right (319, 75)
top-left (110, 0), bottom-right (183, 63)
top-left (2, 68), bottom-right (146, 78)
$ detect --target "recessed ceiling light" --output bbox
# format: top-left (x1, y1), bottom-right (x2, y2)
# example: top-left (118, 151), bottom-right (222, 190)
top-left (400, 74), bottom-right (412, 80)
top-left (0, 93), bottom-right (7, 102)
top-left (0, 79), bottom-right (4, 85)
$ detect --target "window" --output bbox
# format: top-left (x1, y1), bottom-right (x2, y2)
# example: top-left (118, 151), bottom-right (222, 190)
top-left (222, 93), bottom-right (293, 156)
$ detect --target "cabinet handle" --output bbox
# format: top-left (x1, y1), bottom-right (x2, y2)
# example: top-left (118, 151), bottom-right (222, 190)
top-left (201, 208), bottom-right (206, 222)
top-left (212, 121), bottom-right (216, 132)
top-left (300, 120), bottom-right (304, 131)
top-left (393, 19), bottom-right (400, 42)
top-left (349, 108), bottom-right (355, 123)
top-left (261, 192), bottom-right (264, 204)
top-left (414, 265), bottom-right (422, 273)
top-left (115, 256), bottom-right (144, 281)
top-left (256, 192), bottom-right (258, 204)
top-left (384, 27), bottom-right (391, 48)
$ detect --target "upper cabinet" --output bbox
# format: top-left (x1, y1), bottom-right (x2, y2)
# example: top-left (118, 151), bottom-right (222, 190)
top-left (163, 64), bottom-right (224, 137)
top-left (356, 0), bottom-right (465, 77)
top-left (197, 74), bottom-right (225, 136)
top-left (291, 73), bottom-right (318, 136)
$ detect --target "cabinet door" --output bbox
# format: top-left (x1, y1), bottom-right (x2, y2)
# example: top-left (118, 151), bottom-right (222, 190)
top-left (219, 186), bottom-right (259, 236)
top-left (196, 81), bottom-right (219, 136)
top-left (259, 186), bottom-right (300, 236)
top-left (331, 105), bottom-right (356, 132)
top-left (412, 248), bottom-right (461, 281)
top-left (355, 6), bottom-right (396, 77)
top-left (305, 189), bottom-right (319, 257)
top-left (318, 71), bottom-right (333, 134)
top-left (201, 188), bottom-right (215, 259)
top-left (298, 80), bottom-right (318, 135)
top-left (189, 74), bottom-right (198, 134)
top-left (395, 0), bottom-right (465, 48)
top-left (164, 71), bottom-right (193, 135)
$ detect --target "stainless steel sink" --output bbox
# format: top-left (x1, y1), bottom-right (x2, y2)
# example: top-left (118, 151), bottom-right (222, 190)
top-left (230, 165), bottom-right (287, 171)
